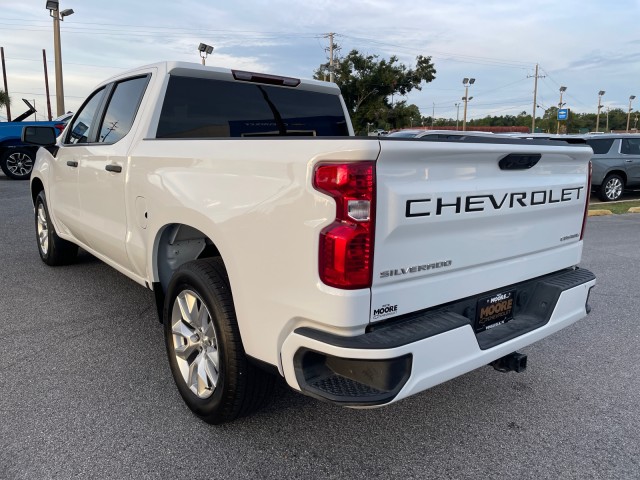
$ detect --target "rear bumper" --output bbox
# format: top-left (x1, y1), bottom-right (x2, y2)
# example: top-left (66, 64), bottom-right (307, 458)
top-left (281, 268), bottom-right (596, 406)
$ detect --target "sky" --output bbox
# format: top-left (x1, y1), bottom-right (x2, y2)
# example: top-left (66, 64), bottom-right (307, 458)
top-left (0, 0), bottom-right (639, 124)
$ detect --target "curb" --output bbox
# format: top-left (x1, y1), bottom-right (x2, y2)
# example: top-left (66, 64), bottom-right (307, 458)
top-left (588, 209), bottom-right (612, 216)
top-left (588, 207), bottom-right (640, 216)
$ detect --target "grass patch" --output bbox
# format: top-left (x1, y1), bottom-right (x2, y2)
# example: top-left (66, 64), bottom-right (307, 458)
top-left (589, 200), bottom-right (640, 214)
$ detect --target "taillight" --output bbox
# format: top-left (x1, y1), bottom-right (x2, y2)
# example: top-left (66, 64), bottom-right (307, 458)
top-left (313, 162), bottom-right (376, 289)
top-left (580, 160), bottom-right (592, 240)
top-left (54, 123), bottom-right (66, 135)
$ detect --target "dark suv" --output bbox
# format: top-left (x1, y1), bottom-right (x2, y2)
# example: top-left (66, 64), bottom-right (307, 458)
top-left (587, 134), bottom-right (640, 201)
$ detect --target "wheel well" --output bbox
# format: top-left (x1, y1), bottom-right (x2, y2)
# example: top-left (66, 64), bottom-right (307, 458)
top-left (604, 170), bottom-right (627, 184)
top-left (31, 178), bottom-right (44, 206)
top-left (155, 224), bottom-right (221, 294)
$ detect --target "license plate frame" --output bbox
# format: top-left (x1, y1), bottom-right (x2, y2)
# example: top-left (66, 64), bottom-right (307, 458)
top-left (475, 289), bottom-right (516, 333)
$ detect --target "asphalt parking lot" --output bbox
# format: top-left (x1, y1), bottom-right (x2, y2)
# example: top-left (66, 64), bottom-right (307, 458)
top-left (1, 174), bottom-right (639, 480)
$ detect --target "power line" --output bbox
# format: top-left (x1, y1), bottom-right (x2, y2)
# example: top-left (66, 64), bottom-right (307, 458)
top-left (341, 34), bottom-right (532, 69)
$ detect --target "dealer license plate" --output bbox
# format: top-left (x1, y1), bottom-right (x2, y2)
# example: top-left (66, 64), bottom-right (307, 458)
top-left (475, 289), bottom-right (516, 333)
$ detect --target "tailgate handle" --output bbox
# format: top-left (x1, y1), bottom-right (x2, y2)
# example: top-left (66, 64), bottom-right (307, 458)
top-left (105, 164), bottom-right (122, 173)
top-left (499, 154), bottom-right (541, 170)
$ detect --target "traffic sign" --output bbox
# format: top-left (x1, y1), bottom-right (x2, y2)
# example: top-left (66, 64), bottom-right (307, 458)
top-left (557, 108), bottom-right (569, 120)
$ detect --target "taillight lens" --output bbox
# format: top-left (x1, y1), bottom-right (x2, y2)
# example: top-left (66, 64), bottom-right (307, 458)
top-left (54, 123), bottom-right (66, 136)
top-left (314, 162), bottom-right (376, 289)
top-left (580, 161), bottom-right (592, 240)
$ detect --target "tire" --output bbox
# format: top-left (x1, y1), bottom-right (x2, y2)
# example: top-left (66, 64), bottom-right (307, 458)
top-left (1, 147), bottom-right (36, 180)
top-left (34, 191), bottom-right (78, 266)
top-left (598, 174), bottom-right (624, 202)
top-left (163, 257), bottom-right (274, 424)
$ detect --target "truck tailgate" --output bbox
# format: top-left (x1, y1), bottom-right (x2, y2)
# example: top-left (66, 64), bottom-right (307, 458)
top-left (370, 139), bottom-right (592, 322)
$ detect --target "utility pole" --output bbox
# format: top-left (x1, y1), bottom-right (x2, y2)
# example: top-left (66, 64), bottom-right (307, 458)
top-left (328, 32), bottom-right (335, 83)
top-left (595, 90), bottom-right (605, 133)
top-left (557, 86), bottom-right (566, 134)
top-left (462, 77), bottom-right (475, 131)
top-left (529, 63), bottom-right (545, 133)
top-left (627, 95), bottom-right (636, 133)
top-left (605, 106), bottom-right (610, 132)
top-left (52, 7), bottom-right (65, 116)
top-left (1, 47), bottom-right (11, 121)
top-left (455, 103), bottom-right (460, 130)
top-left (46, 2), bottom-right (75, 117)
top-left (432, 102), bottom-right (435, 127)
top-left (42, 49), bottom-right (52, 121)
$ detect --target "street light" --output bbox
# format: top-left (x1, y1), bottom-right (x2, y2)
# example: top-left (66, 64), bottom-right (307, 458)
top-left (462, 77), bottom-right (475, 131)
top-left (45, 0), bottom-right (73, 117)
top-left (627, 95), bottom-right (636, 133)
top-left (198, 43), bottom-right (214, 65)
top-left (595, 90), bottom-right (605, 133)
top-left (557, 86), bottom-right (567, 134)
top-left (455, 102), bottom-right (460, 131)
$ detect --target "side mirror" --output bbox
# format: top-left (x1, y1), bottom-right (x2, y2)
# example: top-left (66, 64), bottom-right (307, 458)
top-left (22, 126), bottom-right (57, 146)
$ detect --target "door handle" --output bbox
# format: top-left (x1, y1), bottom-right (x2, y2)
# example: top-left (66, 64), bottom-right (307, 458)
top-left (625, 159), bottom-right (633, 163)
top-left (66, 160), bottom-right (78, 167)
top-left (105, 164), bottom-right (122, 173)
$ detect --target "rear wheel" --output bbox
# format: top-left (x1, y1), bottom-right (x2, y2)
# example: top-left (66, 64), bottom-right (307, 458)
top-left (163, 257), bottom-right (274, 424)
top-left (35, 191), bottom-right (78, 265)
top-left (1, 147), bottom-right (36, 180)
top-left (598, 174), bottom-right (624, 202)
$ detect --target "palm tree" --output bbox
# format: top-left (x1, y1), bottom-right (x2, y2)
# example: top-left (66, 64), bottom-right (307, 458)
top-left (0, 89), bottom-right (10, 113)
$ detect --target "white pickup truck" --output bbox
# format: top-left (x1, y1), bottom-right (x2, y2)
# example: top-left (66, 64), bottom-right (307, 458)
top-left (24, 62), bottom-right (596, 424)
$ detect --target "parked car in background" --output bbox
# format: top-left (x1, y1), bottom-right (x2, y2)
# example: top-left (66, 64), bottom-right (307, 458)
top-left (585, 134), bottom-right (640, 201)
top-left (0, 113), bottom-right (72, 180)
top-left (368, 128), bottom-right (388, 136)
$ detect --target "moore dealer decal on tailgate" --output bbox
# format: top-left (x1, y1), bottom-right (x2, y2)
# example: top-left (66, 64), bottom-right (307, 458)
top-left (372, 304), bottom-right (399, 320)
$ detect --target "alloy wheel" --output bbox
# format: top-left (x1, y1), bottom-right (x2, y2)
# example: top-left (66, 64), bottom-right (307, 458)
top-left (170, 289), bottom-right (220, 399)
top-left (36, 203), bottom-right (49, 255)
top-left (6, 152), bottom-right (33, 176)
top-left (605, 177), bottom-right (622, 201)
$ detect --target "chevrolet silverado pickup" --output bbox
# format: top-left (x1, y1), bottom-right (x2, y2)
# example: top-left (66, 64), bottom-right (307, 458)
top-left (24, 62), bottom-right (596, 424)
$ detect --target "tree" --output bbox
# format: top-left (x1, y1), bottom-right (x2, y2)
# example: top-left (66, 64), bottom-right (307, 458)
top-left (315, 49), bottom-right (436, 134)
top-left (0, 89), bottom-right (9, 113)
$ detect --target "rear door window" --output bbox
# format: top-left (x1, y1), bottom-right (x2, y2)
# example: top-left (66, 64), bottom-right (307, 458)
top-left (97, 76), bottom-right (149, 144)
top-left (156, 76), bottom-right (348, 138)
top-left (586, 138), bottom-right (615, 154)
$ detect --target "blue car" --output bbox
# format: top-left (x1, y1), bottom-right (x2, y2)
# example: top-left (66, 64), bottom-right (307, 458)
top-left (0, 113), bottom-right (72, 180)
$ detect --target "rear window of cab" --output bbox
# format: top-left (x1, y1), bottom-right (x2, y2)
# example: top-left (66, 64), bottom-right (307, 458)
top-left (156, 76), bottom-right (349, 138)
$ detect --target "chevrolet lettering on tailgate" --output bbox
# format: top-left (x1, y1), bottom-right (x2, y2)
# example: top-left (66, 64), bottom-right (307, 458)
top-left (406, 187), bottom-right (584, 217)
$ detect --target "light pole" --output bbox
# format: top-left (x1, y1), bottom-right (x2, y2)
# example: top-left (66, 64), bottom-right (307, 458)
top-left (605, 106), bottom-right (610, 132)
top-left (462, 77), bottom-right (475, 131)
top-left (557, 86), bottom-right (567, 134)
top-left (46, 1), bottom-right (74, 117)
top-left (455, 102), bottom-right (460, 130)
top-left (626, 95), bottom-right (636, 133)
top-left (595, 90), bottom-right (605, 133)
top-left (198, 43), bottom-right (214, 65)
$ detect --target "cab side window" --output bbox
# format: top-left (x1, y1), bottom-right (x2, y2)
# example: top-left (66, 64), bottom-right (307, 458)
top-left (65, 88), bottom-right (106, 145)
top-left (621, 138), bottom-right (640, 155)
top-left (97, 76), bottom-right (149, 144)
top-left (585, 138), bottom-right (614, 155)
